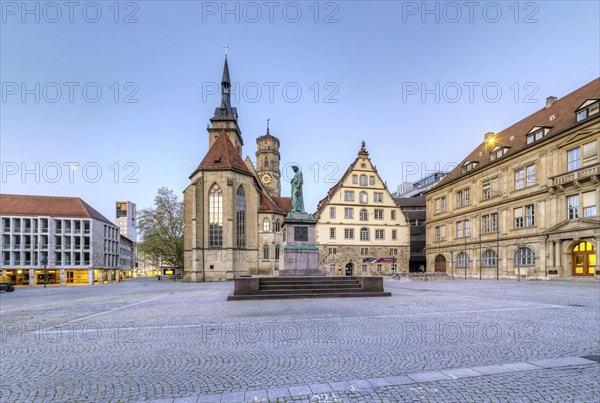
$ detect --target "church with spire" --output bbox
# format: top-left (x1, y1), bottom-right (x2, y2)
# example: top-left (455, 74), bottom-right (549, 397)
top-left (183, 57), bottom-right (291, 282)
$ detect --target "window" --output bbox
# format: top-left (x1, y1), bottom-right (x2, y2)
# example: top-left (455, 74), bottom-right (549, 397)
top-left (275, 244), bottom-right (280, 260)
top-left (329, 207), bottom-right (336, 219)
top-left (490, 147), bottom-right (506, 161)
top-left (236, 186), bottom-right (245, 248)
top-left (515, 247), bottom-right (535, 266)
top-left (359, 192), bottom-right (368, 204)
top-left (567, 148), bottom-right (580, 171)
top-left (526, 129), bottom-right (544, 144)
top-left (456, 189), bottom-right (469, 207)
top-left (262, 244), bottom-right (270, 260)
top-left (514, 207), bottom-right (523, 228)
top-left (374, 192), bottom-right (383, 202)
top-left (369, 176), bottom-right (375, 185)
top-left (344, 191), bottom-right (355, 201)
top-left (344, 208), bottom-right (354, 219)
top-left (515, 169), bottom-right (524, 190)
top-left (482, 178), bottom-right (499, 200)
top-left (390, 248), bottom-right (398, 256)
top-left (525, 204), bottom-right (535, 227)
top-left (435, 197), bottom-right (447, 213)
top-left (330, 228), bottom-right (336, 239)
top-left (360, 175), bottom-right (367, 186)
top-left (391, 210), bottom-right (396, 220)
top-left (435, 225), bottom-right (446, 241)
top-left (328, 247), bottom-right (337, 255)
top-left (375, 229), bottom-right (385, 240)
top-left (360, 247), bottom-right (369, 256)
top-left (344, 228), bottom-right (354, 239)
top-left (275, 220), bottom-right (281, 232)
top-left (392, 230), bottom-right (397, 240)
top-left (464, 220), bottom-right (470, 237)
top-left (209, 185), bottom-right (223, 247)
top-left (352, 175), bottom-right (358, 184)
top-left (567, 195), bottom-right (580, 219)
top-left (360, 227), bottom-right (369, 241)
top-left (374, 209), bottom-right (383, 219)
top-left (482, 250), bottom-right (497, 267)
top-left (456, 219), bottom-right (469, 238)
top-left (583, 191), bottom-right (597, 217)
top-left (491, 212), bottom-right (498, 232)
top-left (330, 264), bottom-right (336, 273)
top-left (576, 101), bottom-right (599, 121)
top-left (362, 264), bottom-right (367, 272)
top-left (583, 140), bottom-right (598, 166)
top-left (359, 209), bottom-right (369, 221)
top-left (482, 215), bottom-right (489, 234)
top-left (457, 252), bottom-right (468, 268)
top-left (526, 164), bottom-right (536, 187)
top-left (263, 218), bottom-right (270, 232)
top-left (377, 264), bottom-right (382, 272)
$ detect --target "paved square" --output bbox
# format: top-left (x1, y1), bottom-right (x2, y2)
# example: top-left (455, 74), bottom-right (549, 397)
top-left (1, 278), bottom-right (599, 402)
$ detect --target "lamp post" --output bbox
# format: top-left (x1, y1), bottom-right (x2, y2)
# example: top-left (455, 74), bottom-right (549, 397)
top-left (41, 253), bottom-right (48, 288)
top-left (515, 239), bottom-right (524, 282)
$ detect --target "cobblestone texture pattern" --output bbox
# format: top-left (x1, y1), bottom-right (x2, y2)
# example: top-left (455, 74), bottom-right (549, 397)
top-left (1, 278), bottom-right (599, 402)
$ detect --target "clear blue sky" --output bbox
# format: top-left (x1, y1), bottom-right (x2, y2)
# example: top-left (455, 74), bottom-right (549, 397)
top-left (2, 1), bottom-right (599, 221)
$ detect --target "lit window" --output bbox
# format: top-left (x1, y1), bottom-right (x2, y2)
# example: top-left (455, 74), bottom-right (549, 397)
top-left (263, 218), bottom-right (270, 232)
top-left (209, 184), bottom-right (223, 248)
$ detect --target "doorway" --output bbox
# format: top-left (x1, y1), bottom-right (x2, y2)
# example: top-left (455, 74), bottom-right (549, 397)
top-left (572, 241), bottom-right (596, 276)
top-left (434, 255), bottom-right (447, 273)
top-left (345, 263), bottom-right (354, 276)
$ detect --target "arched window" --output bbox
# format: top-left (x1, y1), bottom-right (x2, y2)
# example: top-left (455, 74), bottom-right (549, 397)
top-left (514, 247), bottom-right (535, 266)
top-left (263, 218), bottom-right (270, 232)
top-left (209, 184), bottom-right (223, 247)
top-left (360, 175), bottom-right (367, 186)
top-left (360, 227), bottom-right (369, 241)
top-left (275, 244), bottom-right (280, 261)
top-left (359, 192), bottom-right (368, 204)
top-left (263, 244), bottom-right (270, 260)
top-left (482, 250), bottom-right (497, 267)
top-left (457, 252), bottom-right (468, 268)
top-left (236, 186), bottom-right (245, 248)
top-left (275, 219), bottom-right (281, 232)
top-left (359, 209), bottom-right (369, 221)
top-left (264, 157), bottom-right (269, 168)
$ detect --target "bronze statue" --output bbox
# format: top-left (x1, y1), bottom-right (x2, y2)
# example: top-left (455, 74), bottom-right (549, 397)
top-left (291, 165), bottom-right (305, 213)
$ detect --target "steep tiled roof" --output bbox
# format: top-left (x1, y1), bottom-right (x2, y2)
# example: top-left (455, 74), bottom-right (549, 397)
top-left (0, 194), bottom-right (114, 225)
top-left (193, 131), bottom-right (252, 176)
top-left (315, 165), bottom-right (352, 217)
top-left (258, 191), bottom-right (289, 214)
top-left (273, 197), bottom-right (292, 213)
top-left (435, 78), bottom-right (600, 189)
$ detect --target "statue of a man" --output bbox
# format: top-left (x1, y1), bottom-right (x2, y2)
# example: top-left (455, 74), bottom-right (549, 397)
top-left (291, 165), bottom-right (305, 213)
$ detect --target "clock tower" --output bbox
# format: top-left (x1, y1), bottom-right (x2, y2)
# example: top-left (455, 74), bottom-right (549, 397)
top-left (256, 121), bottom-right (281, 197)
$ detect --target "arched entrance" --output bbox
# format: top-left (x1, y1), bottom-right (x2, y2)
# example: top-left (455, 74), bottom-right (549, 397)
top-left (345, 262), bottom-right (354, 276)
top-left (434, 255), bottom-right (446, 273)
top-left (572, 241), bottom-right (596, 276)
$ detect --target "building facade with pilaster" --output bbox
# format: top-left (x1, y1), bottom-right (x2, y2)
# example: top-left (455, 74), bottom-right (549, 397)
top-left (425, 78), bottom-right (599, 279)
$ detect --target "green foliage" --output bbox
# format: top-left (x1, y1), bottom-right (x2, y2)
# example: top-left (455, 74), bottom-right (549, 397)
top-left (137, 187), bottom-right (184, 269)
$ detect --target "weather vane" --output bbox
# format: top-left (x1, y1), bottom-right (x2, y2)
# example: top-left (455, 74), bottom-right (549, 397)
top-left (224, 44), bottom-right (229, 57)
top-left (267, 118), bottom-right (270, 134)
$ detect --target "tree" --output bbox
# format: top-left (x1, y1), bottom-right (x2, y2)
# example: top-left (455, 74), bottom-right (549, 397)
top-left (137, 187), bottom-right (184, 269)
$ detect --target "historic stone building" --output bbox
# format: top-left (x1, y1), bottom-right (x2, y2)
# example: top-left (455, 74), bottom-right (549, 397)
top-left (425, 78), bottom-right (599, 279)
top-left (183, 57), bottom-right (290, 282)
top-left (315, 143), bottom-right (410, 276)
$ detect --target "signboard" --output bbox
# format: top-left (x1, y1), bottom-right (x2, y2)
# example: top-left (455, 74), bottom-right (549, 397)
top-left (294, 227), bottom-right (308, 242)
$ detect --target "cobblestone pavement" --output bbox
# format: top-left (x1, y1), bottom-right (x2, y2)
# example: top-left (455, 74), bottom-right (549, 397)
top-left (1, 278), bottom-right (599, 402)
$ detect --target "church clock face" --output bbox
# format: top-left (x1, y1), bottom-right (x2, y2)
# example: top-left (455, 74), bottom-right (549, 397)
top-left (261, 173), bottom-right (273, 185)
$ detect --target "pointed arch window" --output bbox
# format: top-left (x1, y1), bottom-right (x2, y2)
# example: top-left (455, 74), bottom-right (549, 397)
top-left (263, 218), bottom-right (270, 232)
top-left (264, 157), bottom-right (270, 168)
top-left (263, 244), bottom-right (270, 260)
top-left (236, 186), bottom-right (245, 248)
top-left (275, 244), bottom-right (280, 261)
top-left (209, 184), bottom-right (223, 248)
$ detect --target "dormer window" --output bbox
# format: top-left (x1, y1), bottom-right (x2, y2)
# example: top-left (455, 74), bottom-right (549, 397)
top-left (526, 128), bottom-right (545, 145)
top-left (490, 146), bottom-right (508, 161)
top-left (576, 99), bottom-right (599, 122)
top-left (461, 161), bottom-right (478, 174)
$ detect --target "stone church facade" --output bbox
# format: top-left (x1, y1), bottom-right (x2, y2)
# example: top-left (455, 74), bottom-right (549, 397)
top-left (183, 57), bottom-right (290, 282)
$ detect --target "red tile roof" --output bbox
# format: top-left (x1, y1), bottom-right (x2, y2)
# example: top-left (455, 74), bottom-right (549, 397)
top-left (0, 194), bottom-right (114, 225)
top-left (435, 77), bottom-right (600, 189)
top-left (193, 131), bottom-right (252, 176)
top-left (273, 197), bottom-right (292, 213)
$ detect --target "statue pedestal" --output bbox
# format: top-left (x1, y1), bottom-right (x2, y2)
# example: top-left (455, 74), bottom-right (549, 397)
top-left (280, 212), bottom-right (324, 276)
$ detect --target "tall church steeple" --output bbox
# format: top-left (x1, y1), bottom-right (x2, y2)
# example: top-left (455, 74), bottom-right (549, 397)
top-left (208, 55), bottom-right (243, 153)
top-left (256, 119), bottom-right (281, 197)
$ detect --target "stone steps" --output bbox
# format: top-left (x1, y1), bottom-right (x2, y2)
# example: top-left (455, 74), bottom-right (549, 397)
top-left (228, 276), bottom-right (391, 300)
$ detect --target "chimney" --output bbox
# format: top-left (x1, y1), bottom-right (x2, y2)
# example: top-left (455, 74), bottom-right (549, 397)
top-left (546, 96), bottom-right (557, 109)
top-left (484, 132), bottom-right (495, 144)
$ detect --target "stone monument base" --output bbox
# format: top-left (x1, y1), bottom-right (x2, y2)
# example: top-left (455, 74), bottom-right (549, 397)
top-left (279, 212), bottom-right (324, 277)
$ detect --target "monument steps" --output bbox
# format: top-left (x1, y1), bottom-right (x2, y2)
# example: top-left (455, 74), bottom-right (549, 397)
top-left (228, 276), bottom-right (391, 300)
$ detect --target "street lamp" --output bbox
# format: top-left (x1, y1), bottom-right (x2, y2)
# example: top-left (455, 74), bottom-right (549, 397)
top-left (514, 239), bottom-right (524, 282)
top-left (41, 253), bottom-right (48, 288)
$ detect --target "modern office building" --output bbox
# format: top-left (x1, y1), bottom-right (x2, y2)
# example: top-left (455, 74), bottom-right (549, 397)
top-left (0, 194), bottom-right (121, 286)
top-left (116, 201), bottom-right (137, 242)
top-left (425, 78), bottom-right (599, 279)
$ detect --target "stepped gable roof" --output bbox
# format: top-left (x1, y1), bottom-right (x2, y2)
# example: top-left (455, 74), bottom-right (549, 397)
top-left (0, 194), bottom-right (114, 225)
top-left (435, 78), bottom-right (600, 189)
top-left (194, 131), bottom-right (252, 176)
